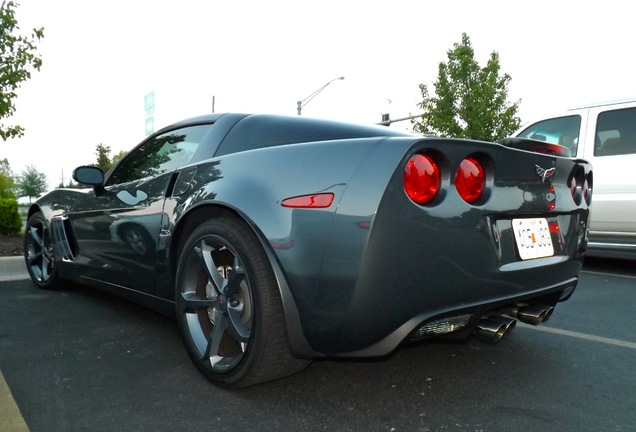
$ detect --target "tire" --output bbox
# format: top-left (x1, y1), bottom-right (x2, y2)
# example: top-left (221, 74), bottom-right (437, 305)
top-left (24, 212), bottom-right (61, 290)
top-left (175, 217), bottom-right (310, 388)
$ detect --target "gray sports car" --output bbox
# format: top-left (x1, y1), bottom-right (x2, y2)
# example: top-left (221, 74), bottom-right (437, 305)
top-left (23, 113), bottom-right (592, 388)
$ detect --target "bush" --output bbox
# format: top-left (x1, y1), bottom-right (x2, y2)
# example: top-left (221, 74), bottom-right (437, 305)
top-left (0, 199), bottom-right (22, 235)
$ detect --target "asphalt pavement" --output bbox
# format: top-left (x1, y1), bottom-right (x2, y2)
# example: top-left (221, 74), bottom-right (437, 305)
top-left (1, 257), bottom-right (635, 431)
top-left (0, 257), bottom-right (29, 432)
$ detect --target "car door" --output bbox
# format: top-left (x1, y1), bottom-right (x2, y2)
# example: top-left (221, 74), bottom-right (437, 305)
top-left (68, 124), bottom-right (212, 294)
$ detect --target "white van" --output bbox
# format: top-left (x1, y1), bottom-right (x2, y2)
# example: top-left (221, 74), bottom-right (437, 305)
top-left (515, 98), bottom-right (636, 259)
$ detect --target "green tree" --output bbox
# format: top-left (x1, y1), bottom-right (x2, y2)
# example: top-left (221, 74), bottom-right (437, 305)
top-left (95, 143), bottom-right (112, 172)
top-left (56, 179), bottom-right (83, 189)
top-left (0, 158), bottom-right (16, 198)
top-left (0, 1), bottom-right (44, 141)
top-left (412, 33), bottom-right (521, 142)
top-left (16, 164), bottom-right (47, 202)
top-left (111, 149), bottom-right (127, 166)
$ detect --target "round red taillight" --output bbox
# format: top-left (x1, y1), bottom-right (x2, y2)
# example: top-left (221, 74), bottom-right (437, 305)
top-left (584, 171), bottom-right (593, 206)
top-left (455, 157), bottom-right (485, 203)
top-left (403, 154), bottom-right (440, 205)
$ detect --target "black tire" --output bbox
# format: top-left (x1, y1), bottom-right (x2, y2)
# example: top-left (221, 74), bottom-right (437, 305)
top-left (175, 217), bottom-right (310, 388)
top-left (24, 212), bottom-right (61, 290)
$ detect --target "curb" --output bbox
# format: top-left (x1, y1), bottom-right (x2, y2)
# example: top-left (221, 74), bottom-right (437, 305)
top-left (0, 257), bottom-right (29, 282)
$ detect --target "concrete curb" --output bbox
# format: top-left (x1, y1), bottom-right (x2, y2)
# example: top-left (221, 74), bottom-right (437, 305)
top-left (0, 257), bottom-right (29, 282)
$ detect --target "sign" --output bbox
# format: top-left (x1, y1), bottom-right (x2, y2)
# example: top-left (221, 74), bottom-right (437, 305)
top-left (144, 91), bottom-right (155, 136)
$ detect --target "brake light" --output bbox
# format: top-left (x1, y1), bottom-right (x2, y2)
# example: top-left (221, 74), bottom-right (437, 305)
top-left (583, 172), bottom-right (593, 205)
top-left (569, 167), bottom-right (584, 205)
top-left (548, 185), bottom-right (556, 210)
top-left (403, 154), bottom-right (440, 205)
top-left (455, 157), bottom-right (485, 203)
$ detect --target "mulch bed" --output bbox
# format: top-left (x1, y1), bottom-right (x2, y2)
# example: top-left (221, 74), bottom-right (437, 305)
top-left (0, 234), bottom-right (24, 257)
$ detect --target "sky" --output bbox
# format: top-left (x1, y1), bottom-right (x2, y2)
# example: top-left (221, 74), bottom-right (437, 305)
top-left (3, 0), bottom-right (635, 192)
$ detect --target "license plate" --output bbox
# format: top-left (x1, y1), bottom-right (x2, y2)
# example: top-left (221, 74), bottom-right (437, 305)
top-left (512, 218), bottom-right (554, 260)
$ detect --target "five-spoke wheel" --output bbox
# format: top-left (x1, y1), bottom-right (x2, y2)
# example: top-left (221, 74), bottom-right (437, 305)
top-left (24, 212), bottom-right (60, 289)
top-left (175, 216), bottom-right (310, 388)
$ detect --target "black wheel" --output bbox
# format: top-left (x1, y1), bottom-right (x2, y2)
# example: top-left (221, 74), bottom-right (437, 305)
top-left (175, 217), bottom-right (310, 388)
top-left (24, 212), bottom-right (61, 289)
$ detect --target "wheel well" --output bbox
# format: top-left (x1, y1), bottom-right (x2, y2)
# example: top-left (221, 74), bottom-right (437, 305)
top-left (169, 203), bottom-right (320, 358)
top-left (169, 205), bottom-right (242, 274)
top-left (27, 204), bottom-right (42, 220)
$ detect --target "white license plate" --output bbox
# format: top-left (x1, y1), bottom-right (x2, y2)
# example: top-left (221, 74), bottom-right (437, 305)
top-left (512, 218), bottom-right (554, 260)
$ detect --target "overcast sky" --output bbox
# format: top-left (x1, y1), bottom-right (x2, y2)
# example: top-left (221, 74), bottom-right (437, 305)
top-left (4, 0), bottom-right (635, 191)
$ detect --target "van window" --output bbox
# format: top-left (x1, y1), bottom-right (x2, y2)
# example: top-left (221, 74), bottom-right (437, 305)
top-left (595, 107), bottom-right (636, 156)
top-left (517, 115), bottom-right (581, 156)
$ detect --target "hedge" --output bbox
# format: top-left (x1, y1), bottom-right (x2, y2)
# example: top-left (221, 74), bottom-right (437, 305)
top-left (0, 198), bottom-right (22, 235)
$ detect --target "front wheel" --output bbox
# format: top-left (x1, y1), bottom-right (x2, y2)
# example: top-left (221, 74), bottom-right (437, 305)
top-left (24, 212), bottom-right (61, 290)
top-left (175, 217), bottom-right (310, 388)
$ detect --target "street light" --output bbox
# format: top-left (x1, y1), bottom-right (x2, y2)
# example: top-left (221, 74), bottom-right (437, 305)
top-left (297, 76), bottom-right (345, 115)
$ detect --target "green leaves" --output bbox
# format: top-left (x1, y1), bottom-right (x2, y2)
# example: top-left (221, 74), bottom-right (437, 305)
top-left (0, 0), bottom-right (45, 141)
top-left (15, 164), bottom-right (47, 202)
top-left (413, 33), bottom-right (521, 142)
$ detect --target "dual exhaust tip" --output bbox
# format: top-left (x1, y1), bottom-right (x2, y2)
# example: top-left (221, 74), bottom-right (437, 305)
top-left (475, 304), bottom-right (554, 343)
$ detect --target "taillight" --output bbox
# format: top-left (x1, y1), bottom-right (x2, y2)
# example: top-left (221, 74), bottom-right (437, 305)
top-left (569, 167), bottom-right (585, 205)
top-left (455, 157), bottom-right (485, 203)
top-left (583, 171), bottom-right (593, 206)
top-left (403, 154), bottom-right (440, 205)
top-left (547, 185), bottom-right (556, 210)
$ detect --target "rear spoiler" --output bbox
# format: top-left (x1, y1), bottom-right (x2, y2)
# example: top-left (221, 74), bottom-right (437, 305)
top-left (499, 137), bottom-right (571, 157)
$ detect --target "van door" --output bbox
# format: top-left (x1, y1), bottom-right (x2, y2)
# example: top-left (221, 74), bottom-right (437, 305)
top-left (583, 104), bottom-right (636, 249)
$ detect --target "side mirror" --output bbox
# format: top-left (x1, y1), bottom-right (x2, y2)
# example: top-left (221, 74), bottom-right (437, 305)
top-left (73, 166), bottom-right (105, 195)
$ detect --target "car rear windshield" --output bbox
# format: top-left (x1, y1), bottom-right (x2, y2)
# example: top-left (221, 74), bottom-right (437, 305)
top-left (215, 115), bottom-right (412, 156)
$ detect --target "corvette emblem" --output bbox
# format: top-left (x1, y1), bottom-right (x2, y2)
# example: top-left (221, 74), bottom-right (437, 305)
top-left (535, 165), bottom-right (556, 183)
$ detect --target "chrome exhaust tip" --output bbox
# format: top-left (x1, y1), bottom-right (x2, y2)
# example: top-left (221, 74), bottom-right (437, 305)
top-left (475, 316), bottom-right (516, 343)
top-left (516, 305), bottom-right (554, 325)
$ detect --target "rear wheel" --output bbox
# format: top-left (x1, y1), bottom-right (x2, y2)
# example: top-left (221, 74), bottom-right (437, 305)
top-left (175, 217), bottom-right (310, 388)
top-left (24, 212), bottom-right (61, 290)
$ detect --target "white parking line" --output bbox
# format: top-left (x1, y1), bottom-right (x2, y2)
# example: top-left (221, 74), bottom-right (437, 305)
top-left (0, 370), bottom-right (29, 432)
top-left (521, 323), bottom-right (636, 350)
top-left (582, 269), bottom-right (636, 279)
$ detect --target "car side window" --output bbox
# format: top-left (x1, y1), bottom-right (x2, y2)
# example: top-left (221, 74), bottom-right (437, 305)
top-left (517, 115), bottom-right (581, 156)
top-left (107, 125), bottom-right (210, 186)
top-left (595, 107), bottom-right (636, 156)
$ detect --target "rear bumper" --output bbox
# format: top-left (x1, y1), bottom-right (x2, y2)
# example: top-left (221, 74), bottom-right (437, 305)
top-left (333, 277), bottom-right (577, 357)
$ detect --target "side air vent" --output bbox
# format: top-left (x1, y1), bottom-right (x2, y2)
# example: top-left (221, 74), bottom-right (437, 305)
top-left (50, 217), bottom-right (76, 261)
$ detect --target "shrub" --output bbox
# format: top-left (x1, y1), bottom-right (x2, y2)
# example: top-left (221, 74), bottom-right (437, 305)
top-left (0, 199), bottom-right (22, 235)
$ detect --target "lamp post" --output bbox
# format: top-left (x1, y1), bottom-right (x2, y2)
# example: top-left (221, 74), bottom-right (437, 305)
top-left (297, 76), bottom-right (345, 115)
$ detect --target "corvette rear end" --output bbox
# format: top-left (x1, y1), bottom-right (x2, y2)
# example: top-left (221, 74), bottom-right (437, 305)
top-left (294, 137), bottom-right (591, 356)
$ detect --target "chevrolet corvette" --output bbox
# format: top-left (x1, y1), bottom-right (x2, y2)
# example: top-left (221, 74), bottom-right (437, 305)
top-left (23, 113), bottom-right (592, 388)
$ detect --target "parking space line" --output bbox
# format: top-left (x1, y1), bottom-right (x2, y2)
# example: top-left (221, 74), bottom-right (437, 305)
top-left (0, 370), bottom-right (29, 432)
top-left (582, 269), bottom-right (636, 279)
top-left (521, 324), bottom-right (636, 350)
